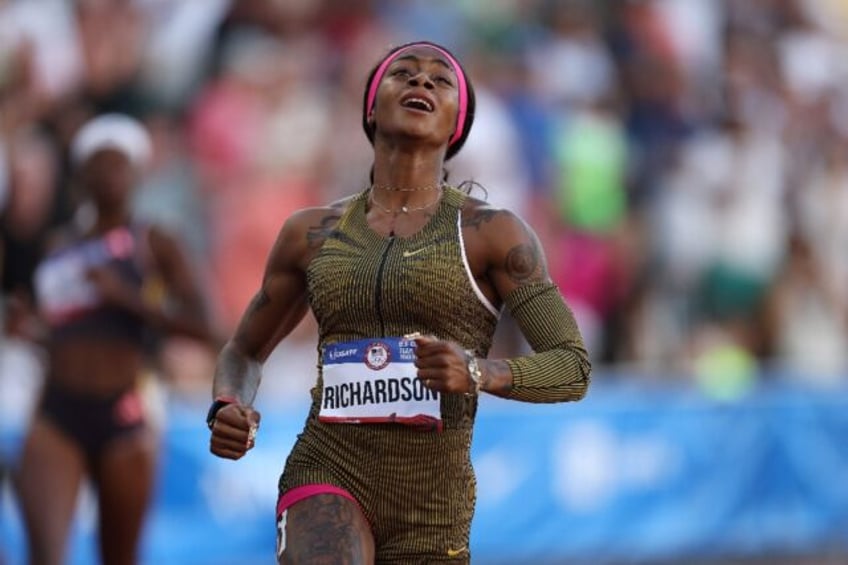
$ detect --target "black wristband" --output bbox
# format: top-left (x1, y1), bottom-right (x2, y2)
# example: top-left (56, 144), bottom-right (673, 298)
top-left (206, 397), bottom-right (236, 430)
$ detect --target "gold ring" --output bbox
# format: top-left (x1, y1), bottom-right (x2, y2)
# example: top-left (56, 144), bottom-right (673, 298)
top-left (425, 379), bottom-right (431, 387)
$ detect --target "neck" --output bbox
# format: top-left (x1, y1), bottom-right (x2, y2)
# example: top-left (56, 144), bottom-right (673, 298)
top-left (371, 141), bottom-right (446, 193)
top-left (92, 207), bottom-right (131, 234)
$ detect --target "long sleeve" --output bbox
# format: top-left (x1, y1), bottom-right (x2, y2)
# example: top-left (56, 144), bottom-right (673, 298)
top-left (502, 281), bottom-right (591, 403)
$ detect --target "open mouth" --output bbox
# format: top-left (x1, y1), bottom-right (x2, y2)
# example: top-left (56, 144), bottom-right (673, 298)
top-left (401, 96), bottom-right (434, 112)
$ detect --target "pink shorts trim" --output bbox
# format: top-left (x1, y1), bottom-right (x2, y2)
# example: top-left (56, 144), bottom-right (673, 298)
top-left (276, 483), bottom-right (360, 518)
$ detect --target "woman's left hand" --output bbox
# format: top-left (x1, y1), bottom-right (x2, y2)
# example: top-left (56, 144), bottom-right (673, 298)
top-left (86, 266), bottom-right (138, 311)
top-left (413, 335), bottom-right (475, 394)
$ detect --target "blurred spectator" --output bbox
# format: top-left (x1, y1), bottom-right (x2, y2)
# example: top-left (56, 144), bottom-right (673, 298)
top-left (549, 100), bottom-right (630, 361)
top-left (188, 31), bottom-right (331, 330)
top-left (449, 59), bottom-right (533, 216)
top-left (0, 0), bottom-right (82, 106)
top-left (74, 0), bottom-right (147, 110)
top-left (763, 230), bottom-right (848, 382)
top-left (528, 0), bottom-right (617, 111)
top-left (132, 111), bottom-right (209, 262)
top-left (134, 0), bottom-right (231, 111)
top-left (1, 128), bottom-right (63, 313)
top-left (794, 133), bottom-right (848, 301)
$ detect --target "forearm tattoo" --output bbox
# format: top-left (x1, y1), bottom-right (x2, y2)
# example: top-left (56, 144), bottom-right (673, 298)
top-left (245, 286), bottom-right (271, 316)
top-left (484, 359), bottom-right (513, 393)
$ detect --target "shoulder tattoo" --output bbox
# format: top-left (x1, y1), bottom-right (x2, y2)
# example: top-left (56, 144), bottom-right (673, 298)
top-left (305, 213), bottom-right (341, 249)
top-left (461, 207), bottom-right (498, 230)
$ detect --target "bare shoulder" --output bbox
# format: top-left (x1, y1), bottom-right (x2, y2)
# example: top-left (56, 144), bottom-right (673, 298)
top-left (267, 194), bottom-right (358, 271)
top-left (283, 195), bottom-right (355, 249)
top-left (460, 195), bottom-right (535, 248)
top-left (460, 194), bottom-right (549, 286)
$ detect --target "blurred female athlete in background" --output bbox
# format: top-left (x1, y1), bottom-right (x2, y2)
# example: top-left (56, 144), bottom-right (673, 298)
top-left (15, 113), bottom-right (216, 565)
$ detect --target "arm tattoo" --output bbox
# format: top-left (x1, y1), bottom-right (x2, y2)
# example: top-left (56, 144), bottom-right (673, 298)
top-left (306, 214), bottom-right (341, 249)
top-left (244, 286), bottom-right (271, 318)
top-left (485, 359), bottom-right (513, 393)
top-left (233, 286), bottom-right (272, 347)
top-left (461, 208), bottom-right (498, 230)
top-left (504, 243), bottom-right (540, 284)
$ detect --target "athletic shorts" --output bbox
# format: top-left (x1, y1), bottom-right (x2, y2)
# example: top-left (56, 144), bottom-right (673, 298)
top-left (39, 381), bottom-right (146, 463)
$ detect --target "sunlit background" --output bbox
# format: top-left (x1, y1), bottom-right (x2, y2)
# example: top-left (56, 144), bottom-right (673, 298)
top-left (2, 0), bottom-right (848, 563)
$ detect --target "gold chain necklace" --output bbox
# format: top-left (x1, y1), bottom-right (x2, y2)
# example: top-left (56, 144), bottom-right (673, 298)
top-left (369, 186), bottom-right (443, 214)
top-left (371, 181), bottom-right (444, 192)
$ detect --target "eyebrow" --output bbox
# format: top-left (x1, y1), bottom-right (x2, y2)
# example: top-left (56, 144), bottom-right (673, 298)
top-left (393, 54), bottom-right (455, 73)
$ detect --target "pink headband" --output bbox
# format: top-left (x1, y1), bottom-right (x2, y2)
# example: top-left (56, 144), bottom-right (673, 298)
top-left (366, 43), bottom-right (468, 147)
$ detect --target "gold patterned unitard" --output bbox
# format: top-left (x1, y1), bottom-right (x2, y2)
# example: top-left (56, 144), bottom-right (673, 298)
top-left (279, 185), bottom-right (590, 563)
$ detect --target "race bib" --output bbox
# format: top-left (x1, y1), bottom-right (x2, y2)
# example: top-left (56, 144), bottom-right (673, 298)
top-left (319, 336), bottom-right (441, 430)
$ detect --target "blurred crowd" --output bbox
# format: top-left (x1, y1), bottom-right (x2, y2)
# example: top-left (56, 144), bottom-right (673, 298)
top-left (2, 0), bottom-right (848, 399)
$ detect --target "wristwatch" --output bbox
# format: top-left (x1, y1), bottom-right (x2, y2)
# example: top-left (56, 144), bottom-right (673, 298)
top-left (206, 396), bottom-right (237, 430)
top-left (464, 350), bottom-right (483, 395)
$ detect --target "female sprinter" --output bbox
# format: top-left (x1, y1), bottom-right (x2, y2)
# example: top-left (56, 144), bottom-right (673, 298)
top-left (209, 41), bottom-right (591, 564)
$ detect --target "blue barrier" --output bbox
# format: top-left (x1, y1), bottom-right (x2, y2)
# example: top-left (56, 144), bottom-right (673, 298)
top-left (2, 380), bottom-right (848, 564)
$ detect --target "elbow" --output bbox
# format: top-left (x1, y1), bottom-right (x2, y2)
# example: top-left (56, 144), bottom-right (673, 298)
top-left (552, 370), bottom-right (590, 403)
top-left (505, 348), bottom-right (592, 403)
top-left (557, 355), bottom-right (592, 402)
top-left (576, 356), bottom-right (592, 397)
top-left (571, 370), bottom-right (591, 401)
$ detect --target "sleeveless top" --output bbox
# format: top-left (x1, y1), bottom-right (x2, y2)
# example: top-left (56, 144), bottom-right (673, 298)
top-left (281, 187), bottom-right (502, 546)
top-left (306, 184), bottom-right (500, 429)
top-left (33, 224), bottom-right (156, 346)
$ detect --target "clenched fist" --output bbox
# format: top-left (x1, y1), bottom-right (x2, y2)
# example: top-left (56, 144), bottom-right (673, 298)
top-left (209, 403), bottom-right (262, 460)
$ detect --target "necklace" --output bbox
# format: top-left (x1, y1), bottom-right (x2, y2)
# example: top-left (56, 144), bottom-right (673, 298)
top-left (371, 181), bottom-right (444, 192)
top-left (369, 186), bottom-right (443, 214)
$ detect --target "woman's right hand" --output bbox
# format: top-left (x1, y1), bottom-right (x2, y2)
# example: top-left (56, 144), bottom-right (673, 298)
top-left (209, 403), bottom-right (262, 460)
top-left (86, 265), bottom-right (139, 311)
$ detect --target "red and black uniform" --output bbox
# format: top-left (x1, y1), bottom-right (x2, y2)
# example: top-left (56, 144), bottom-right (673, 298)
top-left (33, 224), bottom-right (158, 463)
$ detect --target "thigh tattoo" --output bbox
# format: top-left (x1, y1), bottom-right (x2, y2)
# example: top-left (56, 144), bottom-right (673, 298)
top-left (277, 494), bottom-right (370, 565)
